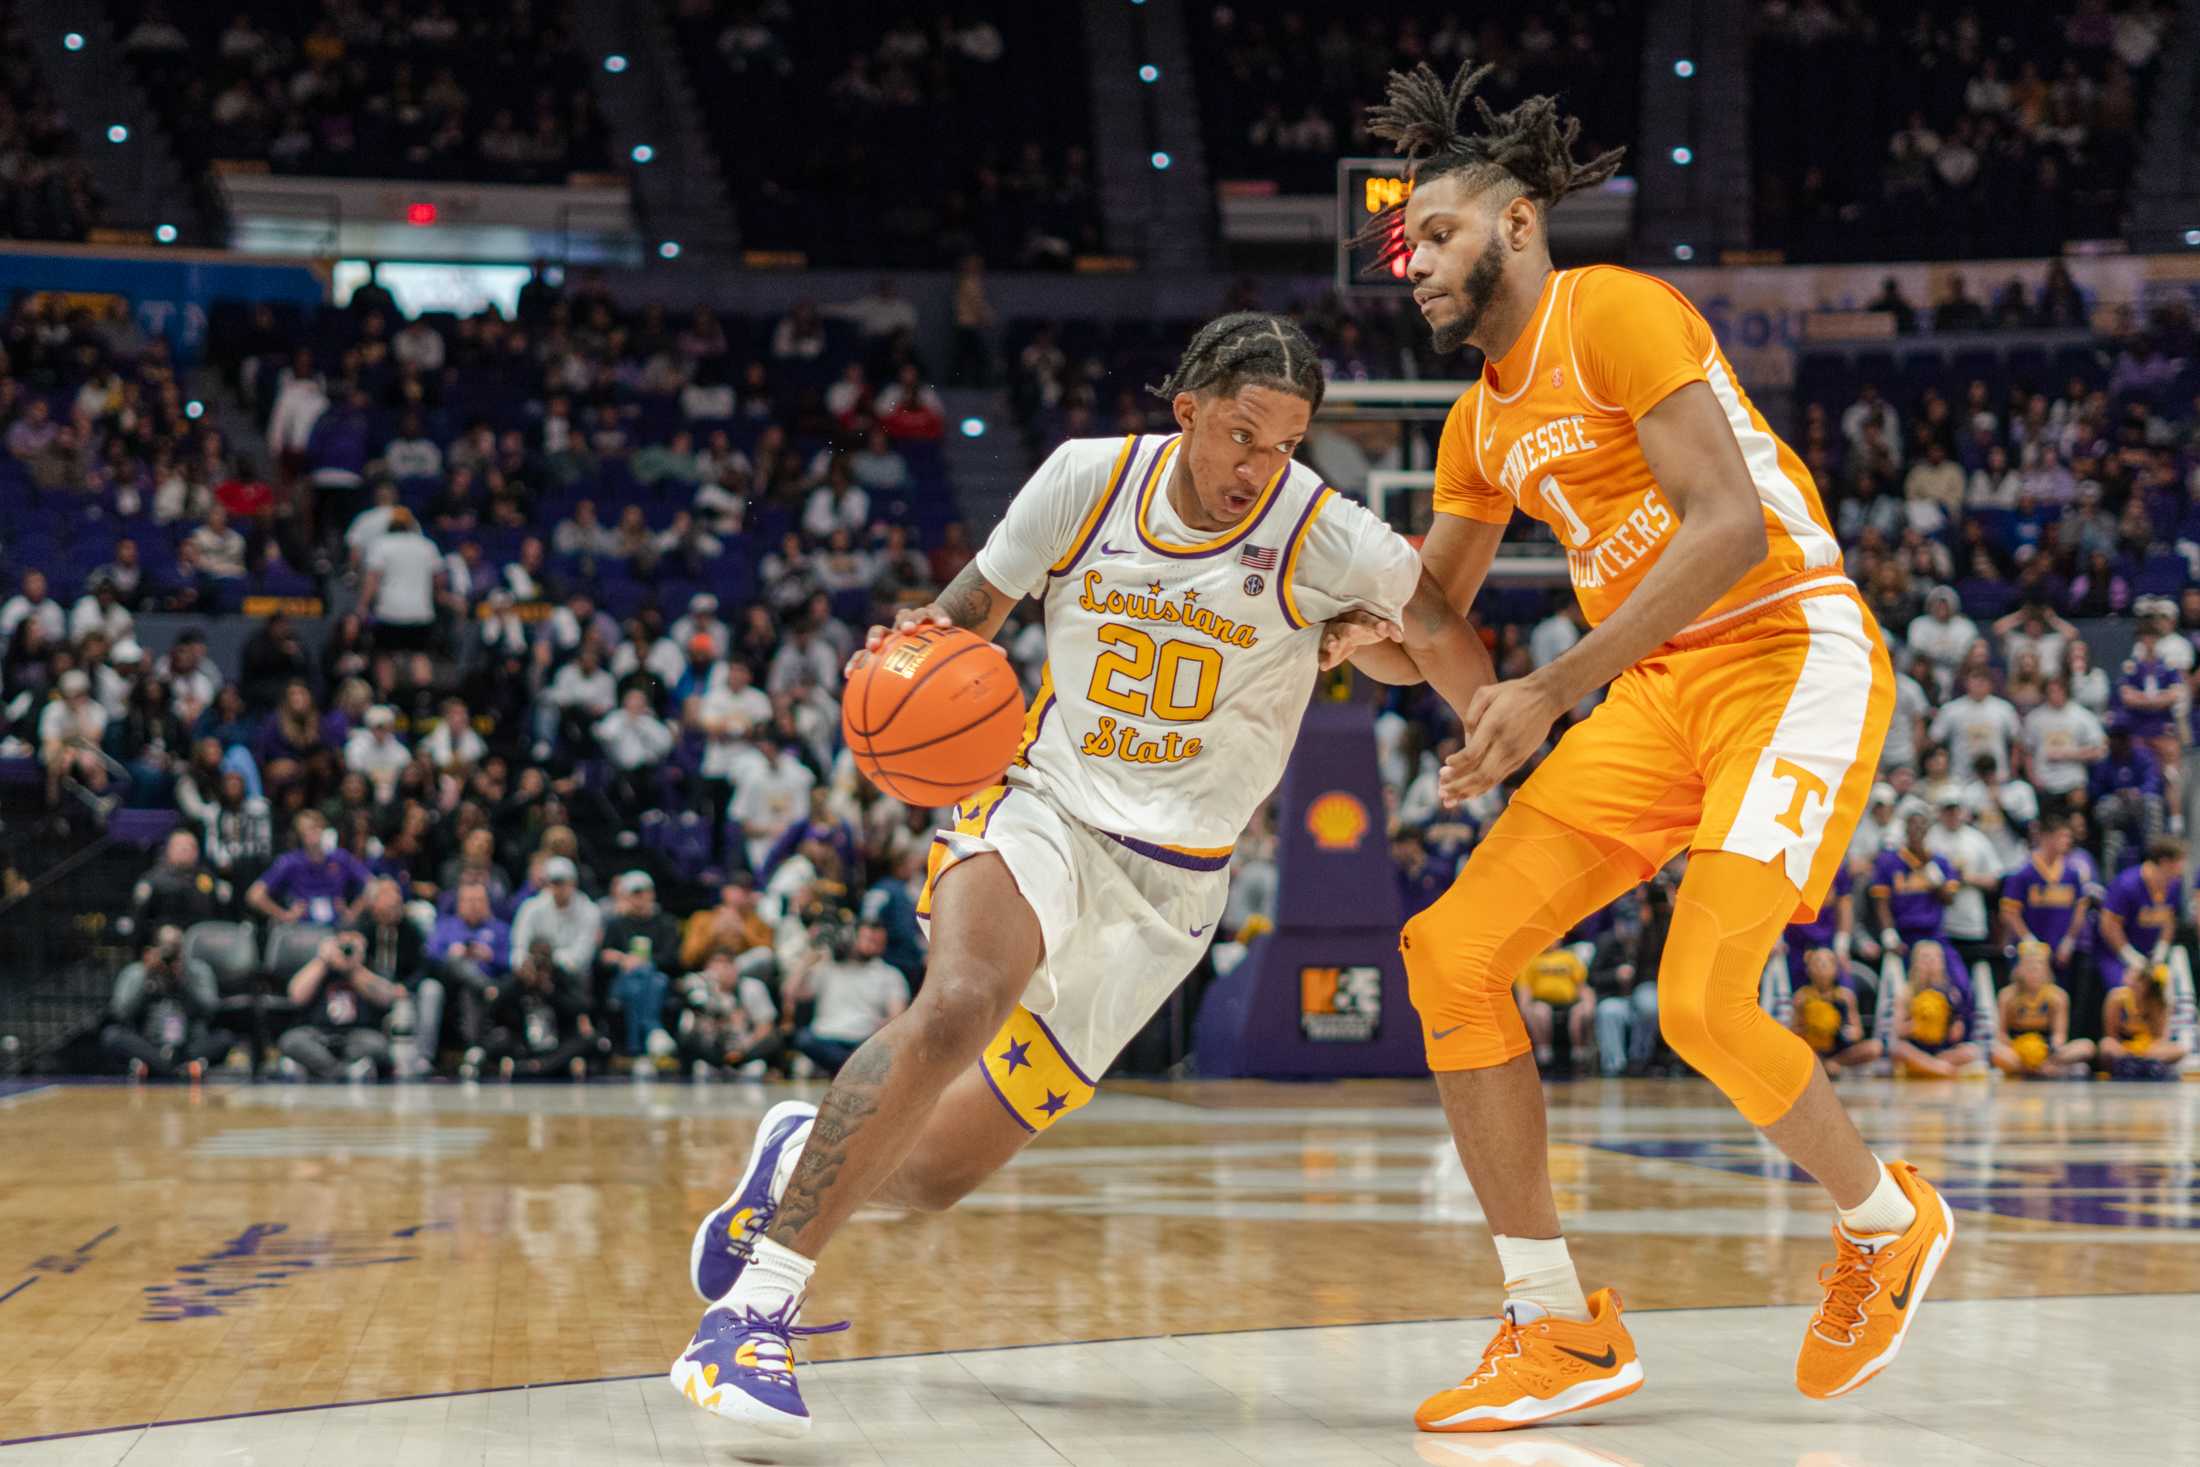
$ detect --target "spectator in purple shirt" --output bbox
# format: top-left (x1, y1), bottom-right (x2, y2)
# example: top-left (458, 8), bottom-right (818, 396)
top-left (1870, 808), bottom-right (1961, 954)
top-left (2117, 628), bottom-right (2186, 823)
top-left (2089, 723), bottom-right (2165, 875)
top-left (306, 389), bottom-right (374, 544)
top-left (2000, 814), bottom-right (2102, 985)
top-left (247, 809), bottom-right (372, 928)
top-left (430, 876), bottom-right (513, 1057)
top-left (2098, 837), bottom-right (2187, 991)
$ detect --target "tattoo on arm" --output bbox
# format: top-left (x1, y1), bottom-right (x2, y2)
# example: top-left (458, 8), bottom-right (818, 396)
top-left (936, 564), bottom-right (996, 630)
top-left (766, 1036), bottom-right (894, 1244)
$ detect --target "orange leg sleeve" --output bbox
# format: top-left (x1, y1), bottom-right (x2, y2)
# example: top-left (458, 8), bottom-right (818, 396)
top-left (1402, 803), bottom-right (1646, 1072)
top-left (1657, 850), bottom-right (1819, 1126)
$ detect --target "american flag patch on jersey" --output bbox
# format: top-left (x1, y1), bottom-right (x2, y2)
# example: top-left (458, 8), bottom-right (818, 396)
top-left (1239, 544), bottom-right (1279, 570)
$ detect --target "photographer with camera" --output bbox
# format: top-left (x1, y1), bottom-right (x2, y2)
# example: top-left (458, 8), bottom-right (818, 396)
top-left (101, 925), bottom-right (235, 1080)
top-left (278, 927), bottom-right (403, 1080)
top-left (468, 938), bottom-right (606, 1080)
top-left (350, 877), bottom-right (434, 1076)
top-left (677, 948), bottom-right (789, 1077)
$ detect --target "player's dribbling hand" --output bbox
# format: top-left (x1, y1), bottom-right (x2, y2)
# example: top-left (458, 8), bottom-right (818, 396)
top-left (846, 605), bottom-right (952, 675)
top-left (1437, 677), bottom-right (1566, 805)
top-left (1317, 610), bottom-right (1402, 671)
top-left (844, 605), bottom-right (1007, 676)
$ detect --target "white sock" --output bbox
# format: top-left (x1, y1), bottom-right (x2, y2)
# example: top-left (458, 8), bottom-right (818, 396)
top-left (1494, 1234), bottom-right (1589, 1322)
top-left (730, 1234), bottom-right (815, 1312)
top-left (1838, 1158), bottom-right (1917, 1239)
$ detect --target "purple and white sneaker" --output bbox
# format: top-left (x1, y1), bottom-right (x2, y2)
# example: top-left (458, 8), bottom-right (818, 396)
top-left (668, 1296), bottom-right (847, 1437)
top-left (689, 1099), bottom-right (816, 1302)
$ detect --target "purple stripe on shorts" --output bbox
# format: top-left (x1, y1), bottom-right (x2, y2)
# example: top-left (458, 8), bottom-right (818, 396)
top-left (1102, 831), bottom-right (1233, 872)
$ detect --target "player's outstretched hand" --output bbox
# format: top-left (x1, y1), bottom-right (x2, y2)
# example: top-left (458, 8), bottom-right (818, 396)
top-left (844, 605), bottom-right (1006, 676)
top-left (1438, 677), bottom-right (1565, 805)
top-left (1318, 610), bottom-right (1402, 671)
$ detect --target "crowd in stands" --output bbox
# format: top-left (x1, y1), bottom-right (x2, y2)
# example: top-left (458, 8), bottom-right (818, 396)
top-left (1194, 2), bottom-right (1640, 195)
top-left (0, 4), bottom-right (104, 242)
top-left (116, 0), bottom-right (610, 184)
top-left (1751, 0), bottom-right (2173, 260)
top-left (10, 248), bottom-right (2200, 1086)
top-left (0, 269), bottom-right (972, 1082)
top-left (666, 1), bottom-right (1098, 269)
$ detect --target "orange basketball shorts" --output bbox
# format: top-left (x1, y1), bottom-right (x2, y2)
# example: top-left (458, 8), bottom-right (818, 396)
top-left (1409, 585), bottom-right (1895, 1073)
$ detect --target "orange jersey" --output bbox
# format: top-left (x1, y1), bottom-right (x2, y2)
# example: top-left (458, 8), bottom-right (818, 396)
top-left (1435, 265), bottom-right (1846, 635)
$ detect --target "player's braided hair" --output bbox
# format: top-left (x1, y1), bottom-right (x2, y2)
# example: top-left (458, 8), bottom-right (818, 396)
top-left (1355, 60), bottom-right (1626, 275)
top-left (1150, 312), bottom-right (1327, 413)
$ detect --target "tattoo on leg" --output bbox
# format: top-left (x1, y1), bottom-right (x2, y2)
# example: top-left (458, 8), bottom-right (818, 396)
top-left (766, 1036), bottom-right (896, 1244)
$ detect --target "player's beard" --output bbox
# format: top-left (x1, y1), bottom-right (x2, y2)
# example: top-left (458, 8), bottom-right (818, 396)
top-left (1428, 233), bottom-right (1507, 355)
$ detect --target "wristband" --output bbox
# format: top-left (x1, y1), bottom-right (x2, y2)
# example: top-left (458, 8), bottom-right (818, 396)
top-left (1833, 930), bottom-right (1852, 962)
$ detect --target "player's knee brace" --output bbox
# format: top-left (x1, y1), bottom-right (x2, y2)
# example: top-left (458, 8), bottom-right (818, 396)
top-left (1401, 888), bottom-right (1533, 1070)
top-left (1657, 888), bottom-right (1817, 1126)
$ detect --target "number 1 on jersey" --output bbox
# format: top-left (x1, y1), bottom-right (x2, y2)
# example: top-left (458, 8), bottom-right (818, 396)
top-left (1539, 474), bottom-right (1592, 548)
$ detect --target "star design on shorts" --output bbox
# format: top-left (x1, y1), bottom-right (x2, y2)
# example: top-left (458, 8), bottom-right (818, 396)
top-left (1147, 580), bottom-right (1164, 597)
top-left (998, 1038), bottom-right (1031, 1074)
top-left (1037, 1090), bottom-right (1069, 1117)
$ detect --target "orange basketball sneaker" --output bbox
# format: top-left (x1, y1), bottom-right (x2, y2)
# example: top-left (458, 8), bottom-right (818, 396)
top-left (1416, 1287), bottom-right (1643, 1433)
top-left (1795, 1161), bottom-right (1956, 1399)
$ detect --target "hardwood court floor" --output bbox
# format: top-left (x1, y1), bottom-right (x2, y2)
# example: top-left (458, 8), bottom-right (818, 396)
top-left (2, 1075), bottom-right (2197, 1464)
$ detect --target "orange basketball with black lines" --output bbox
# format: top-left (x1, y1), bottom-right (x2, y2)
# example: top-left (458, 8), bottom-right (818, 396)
top-left (842, 626), bottom-right (1027, 806)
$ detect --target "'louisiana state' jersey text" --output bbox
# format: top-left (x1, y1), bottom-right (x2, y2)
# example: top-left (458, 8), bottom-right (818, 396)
top-left (974, 433), bottom-right (1418, 853)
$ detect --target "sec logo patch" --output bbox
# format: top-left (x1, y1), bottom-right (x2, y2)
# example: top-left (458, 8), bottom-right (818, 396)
top-left (1242, 574), bottom-right (1265, 596)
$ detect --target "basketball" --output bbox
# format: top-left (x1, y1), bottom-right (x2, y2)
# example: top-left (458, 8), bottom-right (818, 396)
top-left (843, 627), bottom-right (1026, 806)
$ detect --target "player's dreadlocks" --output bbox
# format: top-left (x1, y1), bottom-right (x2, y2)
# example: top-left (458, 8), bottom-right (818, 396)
top-left (1150, 312), bottom-right (1327, 413)
top-left (1355, 60), bottom-right (1626, 274)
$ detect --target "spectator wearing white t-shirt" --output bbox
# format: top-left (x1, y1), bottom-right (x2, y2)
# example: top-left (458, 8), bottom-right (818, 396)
top-left (803, 464), bottom-right (872, 540)
top-left (40, 669), bottom-right (112, 802)
top-left (422, 698), bottom-right (487, 773)
top-left (729, 737), bottom-right (816, 871)
top-left (360, 508), bottom-right (444, 651)
top-left (0, 569), bottom-right (65, 654)
top-left (787, 921), bottom-right (908, 1073)
top-left (1924, 792), bottom-right (2005, 959)
top-left (1993, 604), bottom-right (2076, 680)
top-left (1930, 668), bottom-right (2024, 778)
top-left (344, 705), bottom-right (411, 801)
top-left (1905, 587), bottom-right (1978, 698)
top-left (1957, 767), bottom-right (2030, 873)
top-left (2022, 678), bottom-right (2107, 806)
top-left (69, 581), bottom-right (134, 645)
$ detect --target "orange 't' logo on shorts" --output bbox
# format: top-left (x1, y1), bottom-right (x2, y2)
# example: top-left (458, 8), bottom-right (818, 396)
top-left (1770, 757), bottom-right (1829, 837)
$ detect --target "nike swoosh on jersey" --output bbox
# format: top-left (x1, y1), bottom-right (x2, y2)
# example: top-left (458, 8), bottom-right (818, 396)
top-left (1888, 1257), bottom-right (1920, 1310)
top-left (1098, 541), bottom-right (1132, 557)
top-left (1557, 1344), bottom-right (1618, 1369)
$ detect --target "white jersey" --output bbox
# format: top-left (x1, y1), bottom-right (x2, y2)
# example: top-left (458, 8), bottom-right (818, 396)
top-left (975, 432), bottom-right (1419, 860)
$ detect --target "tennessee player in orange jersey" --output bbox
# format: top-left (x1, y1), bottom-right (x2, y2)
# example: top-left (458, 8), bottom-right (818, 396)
top-left (1329, 63), bottom-right (1955, 1432)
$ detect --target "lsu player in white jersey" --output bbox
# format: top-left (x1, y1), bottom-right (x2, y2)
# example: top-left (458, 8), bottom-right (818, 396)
top-left (671, 312), bottom-right (1493, 1436)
